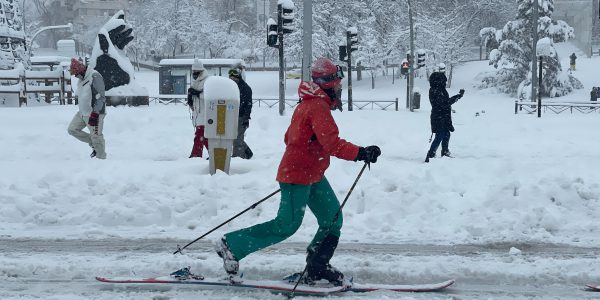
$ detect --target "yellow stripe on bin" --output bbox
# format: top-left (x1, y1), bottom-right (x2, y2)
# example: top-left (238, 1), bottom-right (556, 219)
top-left (214, 148), bottom-right (227, 171)
top-left (217, 105), bottom-right (226, 135)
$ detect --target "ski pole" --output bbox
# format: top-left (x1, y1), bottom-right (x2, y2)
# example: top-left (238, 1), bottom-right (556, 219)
top-left (173, 189), bottom-right (281, 255)
top-left (290, 162), bottom-right (369, 297)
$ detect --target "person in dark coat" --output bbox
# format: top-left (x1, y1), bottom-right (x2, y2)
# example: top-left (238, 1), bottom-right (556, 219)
top-left (570, 53), bottom-right (577, 71)
top-left (591, 87), bottom-right (598, 102)
top-left (229, 68), bottom-right (254, 159)
top-left (425, 72), bottom-right (464, 162)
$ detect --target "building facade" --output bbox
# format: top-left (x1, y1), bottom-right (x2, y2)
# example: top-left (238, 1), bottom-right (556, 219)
top-left (70, 0), bottom-right (129, 27)
top-left (553, 0), bottom-right (598, 57)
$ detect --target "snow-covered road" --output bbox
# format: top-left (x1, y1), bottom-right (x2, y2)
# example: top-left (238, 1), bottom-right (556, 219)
top-left (2, 239), bottom-right (600, 299)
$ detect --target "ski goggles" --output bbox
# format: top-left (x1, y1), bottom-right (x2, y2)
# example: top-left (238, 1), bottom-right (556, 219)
top-left (314, 65), bottom-right (345, 85)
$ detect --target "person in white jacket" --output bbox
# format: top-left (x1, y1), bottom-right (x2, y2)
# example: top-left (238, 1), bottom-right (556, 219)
top-left (67, 58), bottom-right (107, 159)
top-left (188, 59), bottom-right (210, 158)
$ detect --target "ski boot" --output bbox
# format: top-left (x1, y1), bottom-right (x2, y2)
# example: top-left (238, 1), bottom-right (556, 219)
top-left (170, 266), bottom-right (204, 280)
top-left (283, 272), bottom-right (316, 286)
top-left (215, 237), bottom-right (239, 275)
top-left (305, 234), bottom-right (345, 287)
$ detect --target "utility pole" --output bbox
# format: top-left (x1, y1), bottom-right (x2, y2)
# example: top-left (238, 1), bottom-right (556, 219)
top-left (537, 56), bottom-right (542, 118)
top-left (301, 0), bottom-right (312, 82)
top-left (406, 53), bottom-right (410, 109)
top-left (408, 0), bottom-right (415, 112)
top-left (277, 4), bottom-right (285, 115)
top-left (531, 0), bottom-right (539, 103)
top-left (346, 27), bottom-right (358, 111)
top-left (268, 1), bottom-right (294, 116)
top-left (262, 0), bottom-right (267, 69)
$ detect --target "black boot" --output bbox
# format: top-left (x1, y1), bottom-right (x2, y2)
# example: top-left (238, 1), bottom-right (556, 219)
top-left (424, 150), bottom-right (435, 163)
top-left (305, 234), bottom-right (344, 286)
top-left (441, 150), bottom-right (453, 158)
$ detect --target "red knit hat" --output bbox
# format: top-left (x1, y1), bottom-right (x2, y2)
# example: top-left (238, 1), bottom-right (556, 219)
top-left (69, 58), bottom-right (87, 76)
top-left (311, 57), bottom-right (343, 89)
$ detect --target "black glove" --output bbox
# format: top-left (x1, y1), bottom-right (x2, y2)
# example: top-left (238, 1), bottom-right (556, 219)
top-left (355, 146), bottom-right (381, 163)
top-left (187, 93), bottom-right (193, 107)
top-left (458, 89), bottom-right (465, 98)
top-left (188, 87), bottom-right (201, 96)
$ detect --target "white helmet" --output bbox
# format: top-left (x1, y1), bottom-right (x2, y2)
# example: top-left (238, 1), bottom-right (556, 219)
top-left (192, 59), bottom-right (204, 71)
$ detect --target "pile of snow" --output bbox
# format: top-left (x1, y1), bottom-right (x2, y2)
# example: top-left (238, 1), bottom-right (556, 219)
top-left (1, 42), bottom-right (599, 248)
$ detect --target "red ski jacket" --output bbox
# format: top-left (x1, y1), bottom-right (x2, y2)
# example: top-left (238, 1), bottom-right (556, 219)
top-left (276, 81), bottom-right (359, 185)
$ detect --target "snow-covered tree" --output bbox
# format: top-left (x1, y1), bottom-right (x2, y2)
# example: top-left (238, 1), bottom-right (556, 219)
top-left (479, 0), bottom-right (581, 98)
top-left (0, 0), bottom-right (28, 69)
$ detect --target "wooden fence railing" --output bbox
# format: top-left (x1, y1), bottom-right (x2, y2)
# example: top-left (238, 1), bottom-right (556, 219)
top-left (0, 69), bottom-right (74, 107)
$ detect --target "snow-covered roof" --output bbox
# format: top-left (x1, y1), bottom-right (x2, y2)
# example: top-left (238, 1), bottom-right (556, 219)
top-left (31, 56), bottom-right (72, 64)
top-left (159, 59), bottom-right (245, 67)
top-left (57, 40), bottom-right (76, 46)
top-left (278, 0), bottom-right (294, 9)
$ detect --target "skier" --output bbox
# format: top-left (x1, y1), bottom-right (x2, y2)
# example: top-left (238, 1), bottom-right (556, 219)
top-left (569, 53), bottom-right (577, 71)
top-left (188, 59), bottom-right (210, 158)
top-left (425, 72), bottom-right (464, 163)
top-left (67, 58), bottom-right (107, 159)
top-left (215, 57), bottom-right (381, 286)
top-left (591, 87), bottom-right (598, 102)
top-left (229, 68), bottom-right (253, 159)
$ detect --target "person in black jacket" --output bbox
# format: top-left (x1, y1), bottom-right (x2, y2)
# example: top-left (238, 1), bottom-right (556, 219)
top-left (229, 68), bottom-right (254, 159)
top-left (425, 72), bottom-right (464, 163)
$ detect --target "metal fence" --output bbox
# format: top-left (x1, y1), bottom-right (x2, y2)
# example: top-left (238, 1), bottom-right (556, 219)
top-left (515, 100), bottom-right (600, 114)
top-left (151, 95), bottom-right (400, 111)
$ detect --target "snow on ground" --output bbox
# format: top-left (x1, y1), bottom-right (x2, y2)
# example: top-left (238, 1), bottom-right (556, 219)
top-left (1, 43), bottom-right (599, 247)
top-left (1, 41), bottom-right (600, 266)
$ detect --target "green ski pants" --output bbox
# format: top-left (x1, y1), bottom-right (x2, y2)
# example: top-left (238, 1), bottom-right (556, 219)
top-left (224, 177), bottom-right (343, 261)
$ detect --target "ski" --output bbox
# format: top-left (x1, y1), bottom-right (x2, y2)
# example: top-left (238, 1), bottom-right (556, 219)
top-left (96, 275), bottom-right (346, 296)
top-left (586, 284), bottom-right (600, 291)
top-left (348, 279), bottom-right (455, 292)
top-left (97, 274), bottom-right (454, 295)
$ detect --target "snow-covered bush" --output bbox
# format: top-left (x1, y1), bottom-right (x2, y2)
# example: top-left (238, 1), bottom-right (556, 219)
top-left (478, 0), bottom-right (581, 98)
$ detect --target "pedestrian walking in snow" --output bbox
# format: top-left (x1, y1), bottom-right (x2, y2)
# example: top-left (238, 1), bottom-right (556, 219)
top-left (425, 72), bottom-right (464, 163)
top-left (188, 59), bottom-right (210, 158)
top-left (591, 87), bottom-right (598, 102)
top-left (215, 57), bottom-right (381, 286)
top-left (229, 68), bottom-right (253, 159)
top-left (570, 53), bottom-right (577, 71)
top-left (67, 58), bottom-right (107, 159)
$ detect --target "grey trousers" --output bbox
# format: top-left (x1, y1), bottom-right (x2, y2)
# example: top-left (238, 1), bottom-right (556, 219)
top-left (232, 118), bottom-right (253, 159)
top-left (67, 111), bottom-right (107, 159)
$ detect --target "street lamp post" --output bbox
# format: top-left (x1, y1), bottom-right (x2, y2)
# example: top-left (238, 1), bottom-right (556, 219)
top-left (28, 23), bottom-right (73, 58)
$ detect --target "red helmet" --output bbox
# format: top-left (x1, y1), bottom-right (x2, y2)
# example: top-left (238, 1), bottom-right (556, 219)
top-left (311, 57), bottom-right (343, 89)
top-left (69, 58), bottom-right (87, 76)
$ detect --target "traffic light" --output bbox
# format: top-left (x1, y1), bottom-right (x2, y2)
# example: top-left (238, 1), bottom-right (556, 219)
top-left (339, 45), bottom-right (347, 62)
top-left (267, 18), bottom-right (278, 47)
top-left (280, 4), bottom-right (294, 34)
top-left (401, 60), bottom-right (409, 75)
top-left (347, 29), bottom-right (358, 53)
top-left (417, 51), bottom-right (426, 68)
